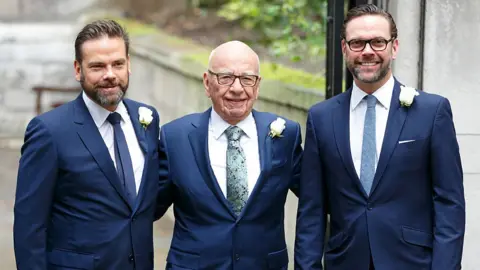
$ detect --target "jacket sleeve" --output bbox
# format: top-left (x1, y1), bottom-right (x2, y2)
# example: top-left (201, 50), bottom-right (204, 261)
top-left (14, 117), bottom-right (58, 270)
top-left (294, 111), bottom-right (327, 269)
top-left (430, 98), bottom-right (465, 270)
top-left (155, 127), bottom-right (174, 220)
top-left (289, 122), bottom-right (303, 197)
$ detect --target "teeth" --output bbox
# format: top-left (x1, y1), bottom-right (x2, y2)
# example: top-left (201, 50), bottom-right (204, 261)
top-left (361, 62), bottom-right (377, 66)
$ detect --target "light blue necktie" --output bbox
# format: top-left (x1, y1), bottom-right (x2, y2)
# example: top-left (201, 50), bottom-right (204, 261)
top-left (360, 95), bottom-right (377, 195)
top-left (225, 126), bottom-right (248, 216)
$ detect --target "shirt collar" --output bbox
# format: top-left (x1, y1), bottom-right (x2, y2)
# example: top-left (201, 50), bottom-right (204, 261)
top-left (209, 108), bottom-right (256, 140)
top-left (350, 75), bottom-right (394, 111)
top-left (82, 91), bottom-right (129, 127)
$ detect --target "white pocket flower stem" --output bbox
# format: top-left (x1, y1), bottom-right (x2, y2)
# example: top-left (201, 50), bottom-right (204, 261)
top-left (138, 107), bottom-right (153, 129)
top-left (269, 117), bottom-right (286, 138)
top-left (399, 85), bottom-right (419, 107)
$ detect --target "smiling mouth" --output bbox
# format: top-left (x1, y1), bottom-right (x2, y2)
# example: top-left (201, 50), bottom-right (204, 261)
top-left (359, 62), bottom-right (380, 66)
top-left (227, 99), bottom-right (246, 103)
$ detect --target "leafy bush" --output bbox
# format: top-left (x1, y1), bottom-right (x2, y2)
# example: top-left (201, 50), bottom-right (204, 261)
top-left (217, 0), bottom-right (327, 61)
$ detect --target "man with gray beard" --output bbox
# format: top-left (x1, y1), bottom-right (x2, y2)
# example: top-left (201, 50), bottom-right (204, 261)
top-left (14, 20), bottom-right (161, 270)
top-left (295, 4), bottom-right (465, 270)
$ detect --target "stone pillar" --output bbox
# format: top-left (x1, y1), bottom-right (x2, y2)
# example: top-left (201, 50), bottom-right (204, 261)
top-left (388, 0), bottom-right (422, 88)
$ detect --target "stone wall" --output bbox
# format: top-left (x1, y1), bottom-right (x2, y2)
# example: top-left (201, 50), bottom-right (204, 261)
top-left (0, 0), bottom-right (99, 20)
top-left (0, 0), bottom-right (109, 138)
top-left (0, 22), bottom-right (80, 137)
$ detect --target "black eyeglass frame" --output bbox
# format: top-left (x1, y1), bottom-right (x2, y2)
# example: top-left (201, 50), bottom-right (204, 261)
top-left (345, 37), bottom-right (396, 52)
top-left (208, 69), bottom-right (259, 87)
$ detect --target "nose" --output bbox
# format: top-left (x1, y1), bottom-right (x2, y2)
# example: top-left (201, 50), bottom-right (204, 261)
top-left (362, 43), bottom-right (375, 55)
top-left (229, 77), bottom-right (244, 93)
top-left (103, 66), bottom-right (115, 79)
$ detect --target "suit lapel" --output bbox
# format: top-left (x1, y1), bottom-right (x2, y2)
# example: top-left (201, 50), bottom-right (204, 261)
top-left (73, 95), bottom-right (132, 210)
top-left (333, 91), bottom-right (369, 198)
top-left (370, 80), bottom-right (408, 195)
top-left (188, 108), bottom-right (236, 217)
top-left (123, 100), bottom-right (150, 212)
top-left (237, 110), bottom-right (274, 220)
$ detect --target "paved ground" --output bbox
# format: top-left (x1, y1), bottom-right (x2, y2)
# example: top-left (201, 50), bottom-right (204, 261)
top-left (0, 139), bottom-right (173, 269)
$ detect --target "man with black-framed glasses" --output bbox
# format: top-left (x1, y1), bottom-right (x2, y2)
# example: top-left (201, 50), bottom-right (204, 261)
top-left (155, 40), bottom-right (303, 269)
top-left (295, 4), bottom-right (465, 270)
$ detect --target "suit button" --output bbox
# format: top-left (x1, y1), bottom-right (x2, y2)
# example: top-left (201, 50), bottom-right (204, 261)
top-left (367, 205), bottom-right (373, 210)
top-left (132, 217), bottom-right (136, 222)
top-left (129, 254), bottom-right (134, 262)
top-left (235, 254), bottom-right (240, 261)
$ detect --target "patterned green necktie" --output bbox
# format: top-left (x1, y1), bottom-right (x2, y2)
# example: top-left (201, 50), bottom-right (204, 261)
top-left (225, 126), bottom-right (248, 216)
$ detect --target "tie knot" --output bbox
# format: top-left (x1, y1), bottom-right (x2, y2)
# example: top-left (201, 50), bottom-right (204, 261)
top-left (225, 126), bottom-right (243, 142)
top-left (365, 95), bottom-right (377, 108)
top-left (107, 112), bottom-right (122, 125)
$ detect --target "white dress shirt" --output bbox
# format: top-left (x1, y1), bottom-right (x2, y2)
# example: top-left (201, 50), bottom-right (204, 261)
top-left (82, 92), bottom-right (145, 194)
top-left (349, 75), bottom-right (394, 178)
top-left (208, 109), bottom-right (261, 198)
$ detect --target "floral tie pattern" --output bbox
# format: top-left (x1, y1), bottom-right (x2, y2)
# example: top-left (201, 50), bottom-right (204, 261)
top-left (225, 125), bottom-right (248, 216)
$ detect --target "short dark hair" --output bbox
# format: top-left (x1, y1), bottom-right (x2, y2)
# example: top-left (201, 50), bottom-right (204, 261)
top-left (340, 4), bottom-right (398, 40)
top-left (74, 19), bottom-right (130, 63)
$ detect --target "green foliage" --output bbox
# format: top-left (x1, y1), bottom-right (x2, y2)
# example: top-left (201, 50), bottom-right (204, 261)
top-left (217, 0), bottom-right (327, 62)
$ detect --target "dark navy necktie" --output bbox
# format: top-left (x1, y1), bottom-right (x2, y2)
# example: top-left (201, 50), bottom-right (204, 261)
top-left (107, 112), bottom-right (137, 206)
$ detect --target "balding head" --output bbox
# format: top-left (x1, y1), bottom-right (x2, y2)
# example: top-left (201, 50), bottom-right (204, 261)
top-left (203, 40), bottom-right (262, 125)
top-left (208, 40), bottom-right (260, 74)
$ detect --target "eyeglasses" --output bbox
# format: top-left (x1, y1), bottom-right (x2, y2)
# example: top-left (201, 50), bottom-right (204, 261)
top-left (345, 37), bottom-right (395, 52)
top-left (208, 70), bottom-right (259, 87)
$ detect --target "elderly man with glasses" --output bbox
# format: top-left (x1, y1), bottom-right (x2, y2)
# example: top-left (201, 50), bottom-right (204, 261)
top-left (155, 40), bottom-right (303, 270)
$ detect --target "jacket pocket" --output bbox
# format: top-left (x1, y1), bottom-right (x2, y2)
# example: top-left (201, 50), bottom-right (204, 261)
top-left (267, 247), bottom-right (289, 269)
top-left (47, 249), bottom-right (95, 269)
top-left (166, 247), bottom-right (200, 269)
top-left (395, 138), bottom-right (428, 155)
top-left (402, 226), bottom-right (433, 248)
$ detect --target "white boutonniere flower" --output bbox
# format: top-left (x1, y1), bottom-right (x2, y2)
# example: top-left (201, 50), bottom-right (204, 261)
top-left (399, 85), bottom-right (420, 107)
top-left (269, 117), bottom-right (286, 138)
top-left (138, 107), bottom-right (153, 129)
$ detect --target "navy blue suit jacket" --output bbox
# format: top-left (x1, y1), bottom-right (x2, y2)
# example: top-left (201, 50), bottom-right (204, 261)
top-left (156, 108), bottom-right (302, 269)
top-left (294, 79), bottom-right (465, 270)
top-left (14, 94), bottom-right (160, 270)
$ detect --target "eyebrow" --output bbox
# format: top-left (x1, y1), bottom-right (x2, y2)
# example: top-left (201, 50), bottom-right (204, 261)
top-left (87, 62), bottom-right (105, 67)
top-left (87, 59), bottom-right (126, 67)
top-left (113, 59), bottom-right (127, 64)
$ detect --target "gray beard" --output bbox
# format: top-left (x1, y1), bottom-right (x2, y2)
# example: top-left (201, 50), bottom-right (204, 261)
top-left (348, 57), bottom-right (392, 84)
top-left (80, 73), bottom-right (127, 107)
top-left (352, 63), bottom-right (389, 83)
